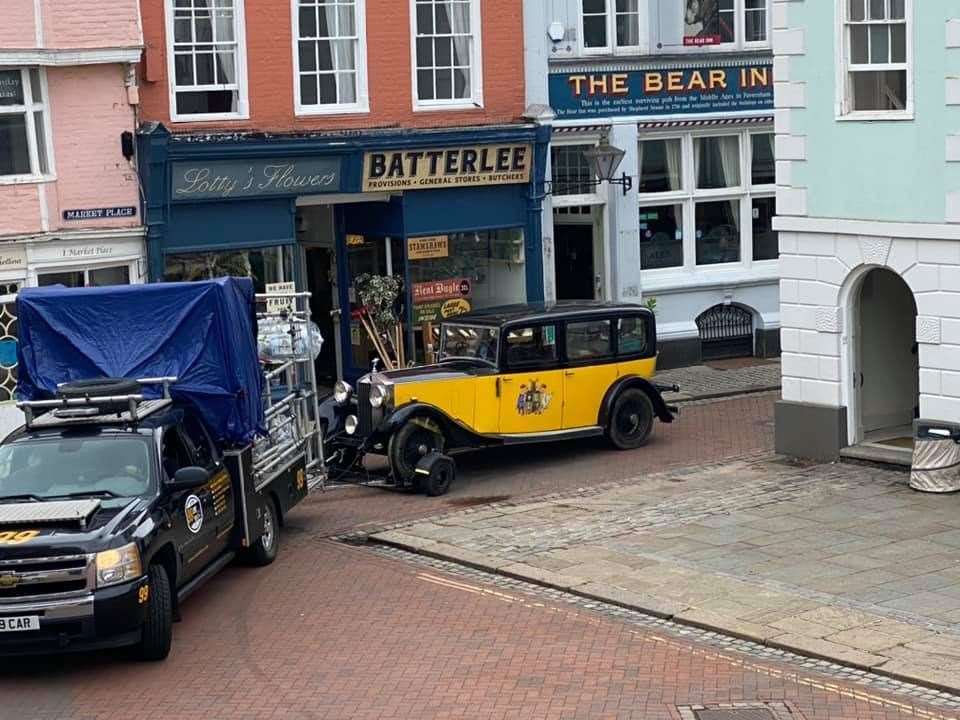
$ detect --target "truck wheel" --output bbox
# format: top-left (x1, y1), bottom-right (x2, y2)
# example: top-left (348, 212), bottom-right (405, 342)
top-left (388, 417), bottom-right (445, 485)
top-left (58, 377), bottom-right (140, 398)
top-left (606, 388), bottom-right (655, 450)
top-left (243, 499), bottom-right (280, 567)
top-left (137, 564), bottom-right (173, 662)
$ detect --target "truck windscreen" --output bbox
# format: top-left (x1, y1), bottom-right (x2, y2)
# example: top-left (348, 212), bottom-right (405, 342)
top-left (0, 436), bottom-right (154, 501)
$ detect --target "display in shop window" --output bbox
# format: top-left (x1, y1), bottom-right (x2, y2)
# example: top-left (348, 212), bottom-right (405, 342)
top-left (353, 273), bottom-right (405, 370)
top-left (684, 0), bottom-right (731, 45)
top-left (407, 236), bottom-right (449, 261)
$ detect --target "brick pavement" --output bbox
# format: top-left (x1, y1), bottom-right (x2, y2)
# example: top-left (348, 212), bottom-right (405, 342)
top-left (0, 534), bottom-right (953, 720)
top-left (656, 359), bottom-right (781, 402)
top-left (372, 455), bottom-right (960, 694)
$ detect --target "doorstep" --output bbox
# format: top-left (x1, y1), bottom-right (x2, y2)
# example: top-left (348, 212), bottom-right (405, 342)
top-left (840, 443), bottom-right (913, 468)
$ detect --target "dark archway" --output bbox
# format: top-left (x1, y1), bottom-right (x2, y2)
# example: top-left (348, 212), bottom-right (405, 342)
top-left (696, 304), bottom-right (754, 361)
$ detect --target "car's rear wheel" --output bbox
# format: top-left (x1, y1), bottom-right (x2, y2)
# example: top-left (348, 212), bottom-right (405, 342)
top-left (388, 417), bottom-right (445, 485)
top-left (606, 388), bottom-right (655, 450)
top-left (242, 498), bottom-right (280, 567)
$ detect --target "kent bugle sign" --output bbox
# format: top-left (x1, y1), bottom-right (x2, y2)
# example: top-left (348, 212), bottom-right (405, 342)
top-left (362, 144), bottom-right (533, 192)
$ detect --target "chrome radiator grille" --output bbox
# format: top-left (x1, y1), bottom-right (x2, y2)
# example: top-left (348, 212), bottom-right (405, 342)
top-left (0, 554), bottom-right (93, 601)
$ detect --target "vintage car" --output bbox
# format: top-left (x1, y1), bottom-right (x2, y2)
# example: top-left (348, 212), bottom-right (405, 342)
top-left (319, 302), bottom-right (678, 495)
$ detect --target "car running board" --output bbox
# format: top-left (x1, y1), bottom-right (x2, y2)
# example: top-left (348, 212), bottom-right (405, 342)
top-left (177, 551), bottom-right (236, 605)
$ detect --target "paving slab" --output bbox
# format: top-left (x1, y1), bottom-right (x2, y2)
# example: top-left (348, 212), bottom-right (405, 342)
top-left (370, 454), bottom-right (960, 694)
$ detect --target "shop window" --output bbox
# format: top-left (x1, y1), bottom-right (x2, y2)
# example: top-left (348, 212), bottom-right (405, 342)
top-left (752, 196), bottom-right (778, 261)
top-left (840, 0), bottom-right (910, 116)
top-left (696, 199), bottom-right (741, 265)
top-left (0, 294), bottom-right (18, 403)
top-left (751, 133), bottom-right (775, 186)
top-left (294, 0), bottom-right (368, 114)
top-left (695, 135), bottom-right (741, 190)
top-left (551, 145), bottom-right (596, 196)
top-left (638, 137), bottom-right (684, 270)
top-left (566, 320), bottom-right (612, 361)
top-left (505, 325), bottom-right (557, 368)
top-left (168, 0), bottom-right (248, 120)
top-left (639, 204), bottom-right (683, 270)
top-left (163, 247), bottom-right (294, 293)
top-left (639, 139), bottom-right (682, 193)
top-left (617, 316), bottom-right (648, 356)
top-left (38, 265), bottom-right (131, 288)
top-left (681, 0), bottom-right (768, 49)
top-left (412, 0), bottom-right (481, 108)
top-left (581, 0), bottom-right (641, 52)
top-left (0, 69), bottom-right (52, 179)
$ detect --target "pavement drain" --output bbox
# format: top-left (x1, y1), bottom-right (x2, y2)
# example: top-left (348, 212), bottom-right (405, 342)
top-left (678, 704), bottom-right (798, 720)
top-left (365, 543), bottom-right (960, 715)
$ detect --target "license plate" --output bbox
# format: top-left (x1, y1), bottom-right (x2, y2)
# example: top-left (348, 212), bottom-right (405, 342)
top-left (0, 616), bottom-right (40, 632)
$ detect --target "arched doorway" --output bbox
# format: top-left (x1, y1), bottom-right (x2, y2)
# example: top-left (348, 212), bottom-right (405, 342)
top-left (853, 268), bottom-right (918, 447)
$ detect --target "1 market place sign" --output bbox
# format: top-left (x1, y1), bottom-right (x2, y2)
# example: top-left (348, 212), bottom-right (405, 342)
top-left (171, 157), bottom-right (341, 200)
top-left (549, 62), bottom-right (773, 120)
top-left (362, 144), bottom-right (532, 192)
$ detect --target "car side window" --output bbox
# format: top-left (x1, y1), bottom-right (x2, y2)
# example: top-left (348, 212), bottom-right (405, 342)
top-left (618, 316), bottom-right (649, 356)
top-left (181, 415), bottom-right (216, 468)
top-left (504, 325), bottom-right (557, 369)
top-left (566, 320), bottom-right (613, 361)
top-left (161, 428), bottom-right (193, 480)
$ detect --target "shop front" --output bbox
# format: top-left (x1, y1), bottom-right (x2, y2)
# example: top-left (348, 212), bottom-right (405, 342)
top-left (138, 123), bottom-right (550, 384)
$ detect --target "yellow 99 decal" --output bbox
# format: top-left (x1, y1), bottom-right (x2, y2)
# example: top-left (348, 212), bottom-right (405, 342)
top-left (138, 585), bottom-right (150, 604)
top-left (296, 468), bottom-right (305, 491)
top-left (0, 530), bottom-right (39, 546)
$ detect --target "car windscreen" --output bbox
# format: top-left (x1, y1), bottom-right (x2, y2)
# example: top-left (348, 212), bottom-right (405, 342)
top-left (0, 436), bottom-right (155, 501)
top-left (438, 324), bottom-right (500, 365)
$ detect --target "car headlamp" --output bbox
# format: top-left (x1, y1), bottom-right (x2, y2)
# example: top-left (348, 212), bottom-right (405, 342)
top-left (333, 380), bottom-right (352, 405)
top-left (369, 384), bottom-right (389, 408)
top-left (95, 542), bottom-right (143, 588)
top-left (345, 415), bottom-right (359, 435)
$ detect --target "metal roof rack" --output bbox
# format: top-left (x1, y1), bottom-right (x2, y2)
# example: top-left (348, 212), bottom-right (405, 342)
top-left (17, 376), bottom-right (179, 430)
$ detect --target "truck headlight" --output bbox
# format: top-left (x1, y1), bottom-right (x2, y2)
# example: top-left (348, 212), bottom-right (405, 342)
top-left (333, 381), bottom-right (352, 404)
top-left (369, 384), bottom-right (388, 408)
top-left (95, 542), bottom-right (143, 588)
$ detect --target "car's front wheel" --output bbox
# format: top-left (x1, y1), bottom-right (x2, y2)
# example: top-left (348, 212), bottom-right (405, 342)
top-left (136, 564), bottom-right (173, 662)
top-left (606, 388), bottom-right (655, 450)
top-left (388, 417), bottom-right (445, 485)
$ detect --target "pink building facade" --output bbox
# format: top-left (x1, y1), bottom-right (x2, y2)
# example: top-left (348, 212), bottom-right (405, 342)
top-left (0, 0), bottom-right (144, 434)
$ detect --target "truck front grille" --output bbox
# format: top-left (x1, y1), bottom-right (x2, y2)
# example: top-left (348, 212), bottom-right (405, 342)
top-left (0, 554), bottom-right (92, 602)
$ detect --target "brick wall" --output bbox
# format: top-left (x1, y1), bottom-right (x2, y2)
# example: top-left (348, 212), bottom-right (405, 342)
top-left (40, 0), bottom-right (141, 49)
top-left (139, 0), bottom-right (526, 132)
top-left (0, 185), bottom-right (43, 236)
top-left (0, 0), bottom-right (37, 48)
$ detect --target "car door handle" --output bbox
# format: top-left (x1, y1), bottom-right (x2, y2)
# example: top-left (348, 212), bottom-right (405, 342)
top-left (502, 377), bottom-right (513, 383)
top-left (564, 371), bottom-right (576, 377)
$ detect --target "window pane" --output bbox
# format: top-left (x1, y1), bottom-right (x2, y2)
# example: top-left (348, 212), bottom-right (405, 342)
top-left (566, 320), bottom-right (612, 360)
top-left (174, 53), bottom-right (194, 85)
top-left (851, 69), bottom-right (907, 111)
top-left (639, 204), bottom-right (683, 269)
top-left (751, 133), bottom-right (775, 185)
top-left (417, 69), bottom-right (434, 100)
top-left (299, 5), bottom-right (316, 37)
top-left (337, 4), bottom-right (356, 35)
top-left (195, 13), bottom-right (213, 42)
top-left (453, 67), bottom-right (470, 98)
top-left (215, 51), bottom-right (235, 84)
top-left (89, 266), bottom-right (131, 287)
top-left (338, 72), bottom-right (357, 103)
top-left (452, 1), bottom-right (471, 32)
top-left (718, 0), bottom-right (735, 42)
top-left (38, 271), bottom-right (85, 288)
top-left (891, 23), bottom-right (906, 63)
top-left (752, 197), bottom-right (778, 261)
top-left (505, 325), bottom-right (557, 367)
top-left (318, 74), bottom-right (337, 103)
top-left (28, 69), bottom-right (43, 103)
top-left (615, 0), bottom-right (639, 46)
top-left (551, 145), bottom-right (594, 195)
top-left (696, 200), bottom-right (740, 265)
top-left (333, 39), bottom-right (356, 70)
top-left (196, 52), bottom-right (215, 84)
top-left (436, 68), bottom-right (453, 99)
top-left (435, 2), bottom-right (452, 33)
top-left (745, 0), bottom-right (766, 42)
top-left (416, 37), bottom-right (433, 67)
top-left (583, 0), bottom-right (605, 12)
top-left (868, 0), bottom-right (885, 19)
top-left (176, 89), bottom-right (236, 115)
top-left (849, 0), bottom-right (865, 21)
top-left (416, 2), bottom-right (433, 34)
top-left (33, 111), bottom-right (48, 174)
top-left (436, 37), bottom-right (452, 66)
top-left (890, 0), bottom-right (905, 19)
top-left (299, 40), bottom-right (317, 71)
top-left (618, 316), bottom-right (648, 356)
top-left (174, 17), bottom-right (193, 42)
top-left (318, 40), bottom-right (334, 70)
top-left (0, 70), bottom-right (25, 106)
top-left (300, 73), bottom-right (318, 104)
top-left (695, 135), bottom-right (740, 189)
top-left (583, 15), bottom-right (607, 47)
top-left (869, 24), bottom-right (889, 63)
top-left (0, 114), bottom-right (30, 176)
top-left (850, 25), bottom-right (869, 64)
top-left (638, 139), bottom-right (682, 193)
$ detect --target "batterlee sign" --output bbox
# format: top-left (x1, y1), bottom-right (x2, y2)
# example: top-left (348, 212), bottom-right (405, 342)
top-left (549, 63), bottom-right (773, 120)
top-left (362, 145), bottom-right (532, 192)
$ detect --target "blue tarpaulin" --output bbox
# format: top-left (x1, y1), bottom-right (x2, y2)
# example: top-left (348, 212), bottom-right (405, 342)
top-left (16, 278), bottom-right (265, 446)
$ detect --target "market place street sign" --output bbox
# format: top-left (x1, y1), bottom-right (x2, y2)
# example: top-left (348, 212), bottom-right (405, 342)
top-left (362, 144), bottom-right (532, 192)
top-left (63, 206), bottom-right (137, 221)
top-left (171, 158), bottom-right (341, 200)
top-left (549, 63), bottom-right (773, 120)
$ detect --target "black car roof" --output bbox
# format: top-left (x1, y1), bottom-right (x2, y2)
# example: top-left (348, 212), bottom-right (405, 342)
top-left (4, 406), bottom-right (184, 444)
top-left (448, 301), bottom-right (653, 327)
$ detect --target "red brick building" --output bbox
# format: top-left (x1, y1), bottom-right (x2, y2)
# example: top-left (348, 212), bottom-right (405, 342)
top-left (136, 0), bottom-right (549, 383)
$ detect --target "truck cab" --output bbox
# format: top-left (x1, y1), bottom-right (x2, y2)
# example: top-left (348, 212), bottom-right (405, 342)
top-left (0, 385), bottom-right (273, 660)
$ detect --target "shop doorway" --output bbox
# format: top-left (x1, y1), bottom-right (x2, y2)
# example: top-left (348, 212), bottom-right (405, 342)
top-left (304, 247), bottom-right (338, 383)
top-left (853, 268), bottom-right (918, 447)
top-left (554, 224), bottom-right (595, 300)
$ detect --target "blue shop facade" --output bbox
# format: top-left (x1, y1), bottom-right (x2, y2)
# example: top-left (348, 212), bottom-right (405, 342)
top-left (138, 123), bottom-right (551, 383)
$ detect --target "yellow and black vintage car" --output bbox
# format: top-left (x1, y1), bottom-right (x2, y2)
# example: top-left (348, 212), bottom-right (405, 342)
top-left (319, 302), bottom-right (678, 495)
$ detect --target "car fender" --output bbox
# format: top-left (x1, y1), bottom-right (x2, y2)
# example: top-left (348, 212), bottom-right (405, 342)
top-left (598, 376), bottom-right (676, 426)
top-left (383, 402), bottom-right (494, 449)
top-left (318, 393), bottom-right (348, 437)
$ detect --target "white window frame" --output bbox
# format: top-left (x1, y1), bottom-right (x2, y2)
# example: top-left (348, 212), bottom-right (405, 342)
top-left (636, 127), bottom-right (776, 276)
top-left (165, 0), bottom-right (250, 123)
top-left (579, 0), bottom-right (644, 56)
top-left (34, 261), bottom-right (137, 289)
top-left (550, 139), bottom-right (605, 208)
top-left (0, 67), bottom-right (55, 185)
top-left (835, 0), bottom-right (913, 121)
top-left (410, 0), bottom-right (483, 111)
top-left (673, 0), bottom-right (772, 54)
top-left (291, 0), bottom-right (369, 116)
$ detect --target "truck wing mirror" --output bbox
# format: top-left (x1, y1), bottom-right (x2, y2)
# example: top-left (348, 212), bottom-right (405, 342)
top-left (167, 466), bottom-right (210, 491)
